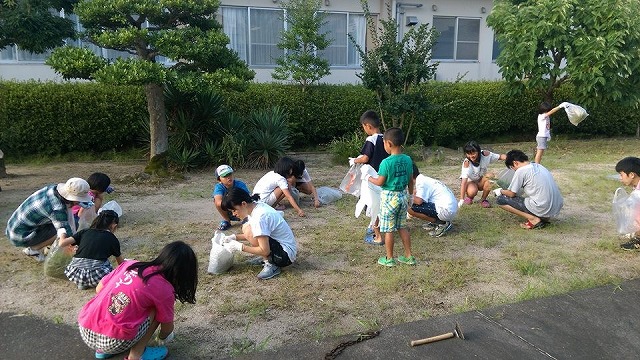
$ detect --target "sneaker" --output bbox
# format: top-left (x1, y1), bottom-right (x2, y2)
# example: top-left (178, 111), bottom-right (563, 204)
top-left (377, 256), bottom-right (397, 267)
top-left (218, 220), bottom-right (231, 231)
top-left (463, 197), bottom-right (473, 205)
top-left (621, 238), bottom-right (640, 251)
top-left (257, 262), bottom-right (281, 280)
top-left (429, 221), bottom-right (453, 237)
top-left (422, 222), bottom-right (436, 230)
top-left (95, 350), bottom-right (114, 359)
top-left (481, 199), bottom-right (491, 208)
top-left (245, 256), bottom-right (265, 266)
top-left (397, 255), bottom-right (417, 265)
top-left (22, 247), bottom-right (45, 262)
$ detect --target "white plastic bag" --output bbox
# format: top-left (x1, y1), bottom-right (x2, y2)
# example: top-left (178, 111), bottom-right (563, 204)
top-left (355, 165), bottom-right (382, 227)
top-left (562, 102), bottom-right (589, 126)
top-left (207, 231), bottom-right (234, 274)
top-left (340, 164), bottom-right (362, 197)
top-left (99, 200), bottom-right (123, 217)
top-left (612, 187), bottom-right (640, 234)
top-left (316, 186), bottom-right (342, 205)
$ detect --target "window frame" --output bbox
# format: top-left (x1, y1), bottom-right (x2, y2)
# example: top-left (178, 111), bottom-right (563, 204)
top-left (432, 16), bottom-right (480, 62)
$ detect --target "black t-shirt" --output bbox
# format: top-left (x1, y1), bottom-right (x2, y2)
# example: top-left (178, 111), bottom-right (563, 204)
top-left (360, 133), bottom-right (389, 172)
top-left (72, 229), bottom-right (121, 261)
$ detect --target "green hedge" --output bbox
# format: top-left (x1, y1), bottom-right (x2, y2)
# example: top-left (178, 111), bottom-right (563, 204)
top-left (0, 81), bottom-right (147, 156)
top-left (1, 81), bottom-right (637, 157)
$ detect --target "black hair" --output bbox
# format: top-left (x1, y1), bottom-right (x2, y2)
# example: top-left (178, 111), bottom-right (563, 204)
top-left (615, 157), bottom-right (640, 176)
top-left (90, 210), bottom-right (119, 230)
top-left (505, 150), bottom-right (529, 168)
top-left (412, 162), bottom-right (420, 179)
top-left (538, 101), bottom-right (553, 114)
top-left (383, 127), bottom-right (404, 147)
top-left (221, 187), bottom-right (260, 212)
top-left (274, 157), bottom-right (295, 178)
top-left (126, 241), bottom-right (198, 304)
top-left (463, 141), bottom-right (482, 166)
top-left (360, 110), bottom-right (381, 128)
top-left (87, 172), bottom-right (111, 193)
top-left (293, 159), bottom-right (305, 178)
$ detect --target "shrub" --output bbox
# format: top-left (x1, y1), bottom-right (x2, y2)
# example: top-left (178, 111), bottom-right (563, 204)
top-left (327, 131), bottom-right (365, 165)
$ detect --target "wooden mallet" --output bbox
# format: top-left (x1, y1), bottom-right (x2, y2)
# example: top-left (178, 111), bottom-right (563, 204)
top-left (410, 322), bottom-right (465, 346)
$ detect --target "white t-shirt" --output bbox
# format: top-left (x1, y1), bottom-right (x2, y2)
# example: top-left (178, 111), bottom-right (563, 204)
top-left (508, 163), bottom-right (563, 218)
top-left (253, 171), bottom-right (289, 200)
top-left (415, 174), bottom-right (458, 221)
top-left (248, 202), bottom-right (297, 262)
top-left (297, 169), bottom-right (311, 183)
top-left (537, 113), bottom-right (551, 139)
top-left (460, 150), bottom-right (501, 181)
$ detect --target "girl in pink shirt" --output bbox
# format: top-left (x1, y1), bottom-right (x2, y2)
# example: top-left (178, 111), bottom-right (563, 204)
top-left (78, 241), bottom-right (198, 360)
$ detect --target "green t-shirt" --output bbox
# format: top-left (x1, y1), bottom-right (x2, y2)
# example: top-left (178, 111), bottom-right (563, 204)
top-left (378, 154), bottom-right (413, 191)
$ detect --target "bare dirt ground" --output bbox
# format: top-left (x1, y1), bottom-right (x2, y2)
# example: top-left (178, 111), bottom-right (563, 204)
top-left (1, 141), bottom-right (640, 359)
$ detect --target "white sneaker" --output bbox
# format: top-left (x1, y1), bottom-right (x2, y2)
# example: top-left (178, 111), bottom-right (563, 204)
top-left (429, 222), bottom-right (453, 238)
top-left (22, 247), bottom-right (45, 262)
top-left (257, 262), bottom-right (281, 280)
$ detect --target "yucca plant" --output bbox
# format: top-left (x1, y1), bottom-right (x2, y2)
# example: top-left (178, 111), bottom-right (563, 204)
top-left (245, 107), bottom-right (290, 169)
top-left (168, 145), bottom-right (202, 172)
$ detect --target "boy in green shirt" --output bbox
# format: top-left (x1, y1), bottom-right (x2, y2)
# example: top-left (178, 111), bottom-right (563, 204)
top-left (362, 127), bottom-right (416, 266)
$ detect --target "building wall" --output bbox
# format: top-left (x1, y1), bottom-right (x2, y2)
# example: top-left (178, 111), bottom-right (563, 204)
top-left (0, 0), bottom-right (500, 83)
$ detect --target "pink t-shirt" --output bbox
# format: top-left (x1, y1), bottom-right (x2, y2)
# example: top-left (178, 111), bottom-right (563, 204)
top-left (78, 260), bottom-right (175, 340)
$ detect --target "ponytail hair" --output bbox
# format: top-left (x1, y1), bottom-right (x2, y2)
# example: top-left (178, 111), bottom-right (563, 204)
top-left (90, 210), bottom-right (119, 230)
top-left (221, 187), bottom-right (259, 212)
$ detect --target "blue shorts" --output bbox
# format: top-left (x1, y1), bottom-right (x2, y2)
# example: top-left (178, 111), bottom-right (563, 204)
top-left (536, 136), bottom-right (549, 150)
top-left (411, 202), bottom-right (439, 220)
top-left (379, 190), bottom-right (408, 233)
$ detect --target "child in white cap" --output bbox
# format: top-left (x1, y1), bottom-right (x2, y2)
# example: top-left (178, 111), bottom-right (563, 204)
top-left (212, 165), bottom-right (251, 231)
top-left (5, 177), bottom-right (93, 261)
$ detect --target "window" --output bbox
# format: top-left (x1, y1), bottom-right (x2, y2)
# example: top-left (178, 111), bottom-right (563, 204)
top-left (319, 12), bottom-right (365, 67)
top-left (432, 17), bottom-right (480, 61)
top-left (492, 35), bottom-right (502, 61)
top-left (221, 7), bottom-right (283, 66)
top-left (220, 6), bottom-right (366, 67)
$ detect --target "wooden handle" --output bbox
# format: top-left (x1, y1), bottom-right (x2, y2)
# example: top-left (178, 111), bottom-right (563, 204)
top-left (410, 332), bottom-right (455, 346)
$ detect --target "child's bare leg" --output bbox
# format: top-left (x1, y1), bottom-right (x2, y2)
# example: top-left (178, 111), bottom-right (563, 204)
top-left (398, 228), bottom-right (412, 258)
top-left (271, 188), bottom-right (286, 208)
top-left (127, 316), bottom-right (160, 359)
top-left (466, 182), bottom-right (479, 200)
top-left (383, 232), bottom-right (394, 259)
top-left (535, 149), bottom-right (544, 164)
top-left (373, 217), bottom-right (382, 243)
top-left (479, 177), bottom-right (492, 201)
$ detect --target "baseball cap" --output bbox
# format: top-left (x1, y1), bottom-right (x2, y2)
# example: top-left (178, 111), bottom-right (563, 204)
top-left (216, 165), bottom-right (234, 177)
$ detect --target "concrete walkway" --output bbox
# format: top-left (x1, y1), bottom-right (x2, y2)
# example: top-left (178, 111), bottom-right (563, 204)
top-left (3, 279), bottom-right (639, 359)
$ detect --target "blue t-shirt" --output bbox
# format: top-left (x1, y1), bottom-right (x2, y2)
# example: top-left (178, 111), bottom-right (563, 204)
top-left (211, 179), bottom-right (250, 198)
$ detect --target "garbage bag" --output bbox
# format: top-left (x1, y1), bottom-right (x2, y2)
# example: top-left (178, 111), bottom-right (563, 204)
top-left (316, 186), bottom-right (342, 205)
top-left (44, 239), bottom-right (74, 279)
top-left (340, 164), bottom-right (362, 197)
top-left (208, 231), bottom-right (234, 274)
top-left (98, 200), bottom-right (123, 217)
top-left (562, 102), bottom-right (589, 126)
top-left (612, 187), bottom-right (640, 235)
top-left (355, 165), bottom-right (382, 227)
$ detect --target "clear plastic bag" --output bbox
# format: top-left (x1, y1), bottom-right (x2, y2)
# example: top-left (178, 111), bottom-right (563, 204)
top-left (562, 102), bottom-right (589, 126)
top-left (44, 239), bottom-right (74, 279)
top-left (316, 186), bottom-right (342, 205)
top-left (340, 164), bottom-right (362, 197)
top-left (612, 187), bottom-right (640, 234)
top-left (77, 206), bottom-right (97, 231)
top-left (207, 231), bottom-right (234, 274)
top-left (495, 168), bottom-right (515, 189)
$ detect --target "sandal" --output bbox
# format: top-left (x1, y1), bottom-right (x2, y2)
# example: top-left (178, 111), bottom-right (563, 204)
top-left (218, 220), bottom-right (231, 231)
top-left (124, 346), bottom-right (168, 360)
top-left (274, 204), bottom-right (286, 211)
top-left (520, 220), bottom-right (546, 230)
top-left (364, 233), bottom-right (384, 246)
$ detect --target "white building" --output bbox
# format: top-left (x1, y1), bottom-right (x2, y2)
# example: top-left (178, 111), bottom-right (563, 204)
top-left (0, 0), bottom-right (500, 83)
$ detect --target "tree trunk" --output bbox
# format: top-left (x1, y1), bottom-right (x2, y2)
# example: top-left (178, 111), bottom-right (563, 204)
top-left (144, 83), bottom-right (169, 175)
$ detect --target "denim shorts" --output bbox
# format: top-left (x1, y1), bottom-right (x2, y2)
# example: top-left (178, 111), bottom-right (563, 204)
top-left (411, 202), bottom-right (439, 220)
top-left (536, 136), bottom-right (549, 150)
top-left (496, 195), bottom-right (533, 215)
